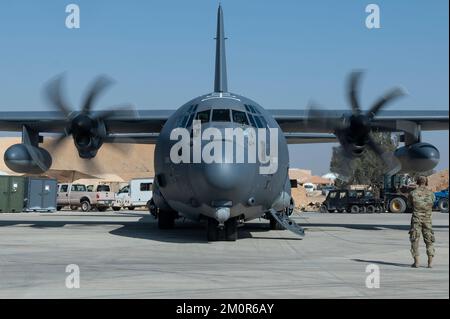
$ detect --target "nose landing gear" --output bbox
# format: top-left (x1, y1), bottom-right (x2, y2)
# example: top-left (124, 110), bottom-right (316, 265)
top-left (207, 217), bottom-right (238, 242)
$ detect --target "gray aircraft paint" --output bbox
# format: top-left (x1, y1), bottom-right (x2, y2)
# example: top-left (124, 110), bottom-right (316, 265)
top-left (154, 92), bottom-right (290, 222)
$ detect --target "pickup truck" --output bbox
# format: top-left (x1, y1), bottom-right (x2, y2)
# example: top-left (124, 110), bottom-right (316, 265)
top-left (57, 183), bottom-right (115, 212)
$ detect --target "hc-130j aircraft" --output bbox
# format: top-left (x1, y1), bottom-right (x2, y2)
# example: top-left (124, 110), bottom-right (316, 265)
top-left (0, 5), bottom-right (448, 241)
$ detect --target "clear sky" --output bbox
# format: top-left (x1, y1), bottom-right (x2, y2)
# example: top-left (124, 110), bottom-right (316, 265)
top-left (0, 0), bottom-right (448, 175)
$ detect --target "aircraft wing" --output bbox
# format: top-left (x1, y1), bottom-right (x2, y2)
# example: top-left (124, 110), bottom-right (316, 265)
top-left (0, 109), bottom-right (338, 145)
top-left (1, 109), bottom-right (448, 145)
top-left (269, 109), bottom-right (449, 134)
top-left (0, 110), bottom-right (175, 134)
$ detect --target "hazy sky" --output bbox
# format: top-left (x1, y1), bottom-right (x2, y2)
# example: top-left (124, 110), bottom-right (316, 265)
top-left (0, 0), bottom-right (448, 175)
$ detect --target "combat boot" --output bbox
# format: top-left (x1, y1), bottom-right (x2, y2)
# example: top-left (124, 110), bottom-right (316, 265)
top-left (411, 256), bottom-right (419, 268)
top-left (427, 256), bottom-right (433, 268)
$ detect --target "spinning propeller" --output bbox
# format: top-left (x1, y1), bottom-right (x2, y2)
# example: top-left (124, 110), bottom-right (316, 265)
top-left (308, 72), bottom-right (405, 181)
top-left (44, 74), bottom-right (136, 173)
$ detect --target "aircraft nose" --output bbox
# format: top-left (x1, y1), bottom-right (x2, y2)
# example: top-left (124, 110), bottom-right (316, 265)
top-left (201, 136), bottom-right (259, 191)
top-left (204, 162), bottom-right (248, 191)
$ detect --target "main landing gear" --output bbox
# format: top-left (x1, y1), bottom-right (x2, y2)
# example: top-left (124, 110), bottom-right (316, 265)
top-left (206, 217), bottom-right (238, 242)
top-left (158, 210), bottom-right (177, 229)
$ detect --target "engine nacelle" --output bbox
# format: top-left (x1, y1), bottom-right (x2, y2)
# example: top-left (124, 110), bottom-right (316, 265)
top-left (4, 144), bottom-right (52, 174)
top-left (337, 129), bottom-right (368, 157)
top-left (73, 134), bottom-right (103, 159)
top-left (394, 142), bottom-right (440, 173)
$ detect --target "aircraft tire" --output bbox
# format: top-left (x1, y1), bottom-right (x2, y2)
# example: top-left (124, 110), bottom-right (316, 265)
top-left (148, 199), bottom-right (158, 218)
top-left (158, 211), bottom-right (175, 229)
top-left (207, 218), bottom-right (220, 241)
top-left (225, 218), bottom-right (238, 241)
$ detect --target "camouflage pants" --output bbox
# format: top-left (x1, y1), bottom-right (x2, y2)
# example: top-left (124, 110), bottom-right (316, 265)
top-left (409, 221), bottom-right (435, 257)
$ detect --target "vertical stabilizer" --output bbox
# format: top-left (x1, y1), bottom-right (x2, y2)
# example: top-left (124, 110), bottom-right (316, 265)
top-left (214, 4), bottom-right (228, 93)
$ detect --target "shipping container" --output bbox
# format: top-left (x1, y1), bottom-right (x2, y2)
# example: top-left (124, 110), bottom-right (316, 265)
top-left (0, 176), bottom-right (26, 213)
top-left (24, 177), bottom-right (57, 212)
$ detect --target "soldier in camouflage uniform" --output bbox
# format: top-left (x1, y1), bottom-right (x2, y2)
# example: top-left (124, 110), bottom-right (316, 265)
top-left (408, 176), bottom-right (436, 268)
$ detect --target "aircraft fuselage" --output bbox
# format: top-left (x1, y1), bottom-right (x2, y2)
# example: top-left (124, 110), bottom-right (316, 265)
top-left (153, 92), bottom-right (291, 224)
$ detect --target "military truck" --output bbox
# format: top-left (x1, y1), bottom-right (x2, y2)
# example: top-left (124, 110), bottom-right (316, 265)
top-left (320, 189), bottom-right (384, 214)
top-left (434, 188), bottom-right (449, 213)
top-left (378, 174), bottom-right (416, 214)
top-left (321, 175), bottom-right (415, 214)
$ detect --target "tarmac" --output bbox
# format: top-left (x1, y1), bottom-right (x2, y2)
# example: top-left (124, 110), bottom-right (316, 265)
top-left (0, 210), bottom-right (448, 299)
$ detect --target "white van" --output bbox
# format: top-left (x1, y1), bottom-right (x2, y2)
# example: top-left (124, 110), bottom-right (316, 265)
top-left (303, 183), bottom-right (316, 193)
top-left (113, 178), bottom-right (153, 211)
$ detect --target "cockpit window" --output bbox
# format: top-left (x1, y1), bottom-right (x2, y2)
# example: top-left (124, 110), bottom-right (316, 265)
top-left (245, 104), bottom-right (261, 115)
top-left (254, 116), bottom-right (263, 128)
top-left (232, 110), bottom-right (249, 126)
top-left (186, 113), bottom-right (195, 128)
top-left (212, 109), bottom-right (231, 122)
top-left (180, 115), bottom-right (189, 127)
top-left (259, 116), bottom-right (268, 128)
top-left (248, 114), bottom-right (257, 127)
top-left (181, 104), bottom-right (199, 128)
top-left (185, 104), bottom-right (198, 113)
top-left (253, 116), bottom-right (268, 128)
top-left (195, 110), bottom-right (211, 123)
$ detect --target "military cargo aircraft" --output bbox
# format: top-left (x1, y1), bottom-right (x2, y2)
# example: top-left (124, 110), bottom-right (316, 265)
top-left (1, 5), bottom-right (448, 241)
